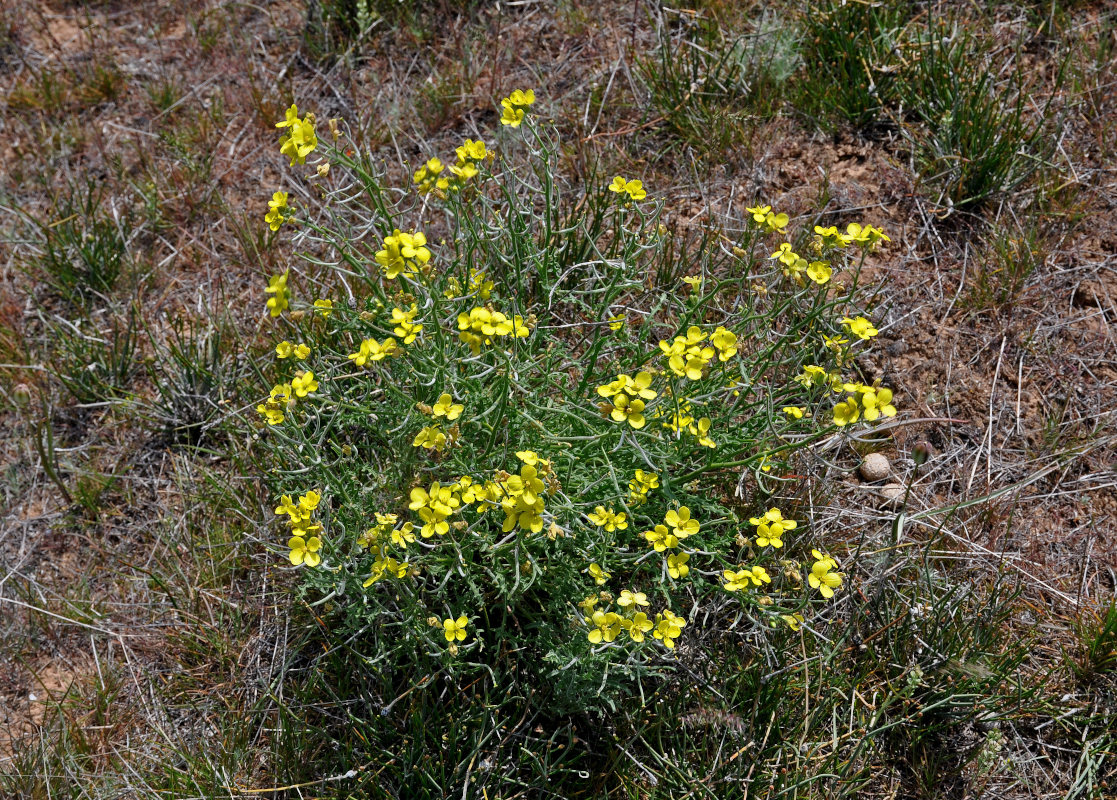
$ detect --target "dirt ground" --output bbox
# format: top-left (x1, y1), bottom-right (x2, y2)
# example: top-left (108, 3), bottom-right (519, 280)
top-left (0, 0), bottom-right (1114, 793)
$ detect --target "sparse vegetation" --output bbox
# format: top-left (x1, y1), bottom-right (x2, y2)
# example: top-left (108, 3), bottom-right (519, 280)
top-left (1, 2), bottom-right (1114, 799)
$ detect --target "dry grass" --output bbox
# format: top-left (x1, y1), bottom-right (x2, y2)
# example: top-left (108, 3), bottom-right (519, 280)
top-left (1, 0), bottom-right (1114, 797)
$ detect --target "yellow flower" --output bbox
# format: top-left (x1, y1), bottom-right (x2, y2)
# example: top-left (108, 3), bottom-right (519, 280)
top-left (860, 386), bottom-right (897, 421)
top-left (617, 590), bottom-right (649, 609)
top-left (840, 316), bottom-right (879, 341)
top-left (587, 506), bottom-right (628, 532)
top-left (588, 610), bottom-right (622, 644)
top-left (608, 176), bottom-right (646, 201)
top-left (275, 341), bottom-right (294, 359)
top-left (778, 613), bottom-right (805, 631)
top-left (264, 271), bottom-right (290, 317)
top-left (809, 551), bottom-right (843, 598)
top-left (667, 551), bottom-right (690, 579)
top-left (682, 275), bottom-right (702, 291)
top-left (291, 371), bottom-right (318, 397)
top-left (588, 563), bottom-right (610, 585)
top-left (653, 610), bottom-right (686, 649)
top-left (806, 260), bottom-right (832, 285)
top-left (455, 138), bottom-right (488, 163)
top-left (710, 326), bottom-right (738, 361)
top-left (265, 191), bottom-right (288, 231)
top-left (412, 425), bottom-right (447, 450)
top-left (433, 393), bottom-right (463, 420)
top-left (749, 508), bottom-right (796, 548)
top-left (390, 522), bottom-right (416, 548)
top-left (746, 204), bottom-right (772, 224)
top-left (313, 298), bottom-right (333, 317)
top-left (288, 534), bottom-right (321, 567)
top-left (443, 615), bottom-right (469, 642)
top-left (609, 394), bottom-right (646, 429)
top-left (276, 105), bottom-right (318, 166)
top-left (608, 314), bottom-right (625, 331)
top-left (515, 450), bottom-right (550, 467)
top-left (783, 406), bottom-right (806, 419)
top-left (644, 524), bottom-right (678, 552)
top-left (665, 507), bottom-right (700, 539)
top-left (500, 89), bottom-right (535, 127)
top-left (623, 612), bottom-right (655, 643)
top-left (348, 338), bottom-right (398, 366)
top-left (833, 396), bottom-right (861, 427)
top-left (294, 343), bottom-right (311, 359)
top-left (693, 417), bottom-right (716, 449)
top-left (770, 243), bottom-right (798, 266)
top-left (628, 470), bottom-right (659, 505)
top-left (763, 211), bottom-right (789, 234)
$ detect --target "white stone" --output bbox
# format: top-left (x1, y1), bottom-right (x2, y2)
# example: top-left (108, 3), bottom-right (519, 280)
top-left (859, 453), bottom-right (890, 482)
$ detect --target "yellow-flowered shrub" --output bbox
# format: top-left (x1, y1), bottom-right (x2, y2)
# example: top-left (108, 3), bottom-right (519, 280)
top-left (249, 92), bottom-right (897, 715)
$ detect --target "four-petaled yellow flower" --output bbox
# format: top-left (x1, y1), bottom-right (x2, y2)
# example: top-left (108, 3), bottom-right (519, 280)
top-left (617, 590), bottom-right (649, 609)
top-left (833, 396), bottom-right (861, 427)
top-left (288, 533), bottom-right (321, 566)
top-left (443, 615), bottom-right (469, 642)
top-left (840, 316), bottom-right (879, 340)
top-left (806, 260), bottom-right (832, 285)
top-left (291, 371), bottom-right (318, 397)
top-left (783, 406), bottom-right (806, 419)
top-left (412, 425), bottom-right (447, 451)
top-left (667, 552), bottom-right (690, 579)
top-left (433, 393), bottom-right (463, 420)
top-left (623, 612), bottom-right (655, 643)
top-left (809, 550), bottom-right (843, 598)
top-left (665, 507), bottom-right (700, 539)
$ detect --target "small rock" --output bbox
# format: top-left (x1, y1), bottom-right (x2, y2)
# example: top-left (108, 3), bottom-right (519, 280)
top-left (880, 483), bottom-right (907, 508)
top-left (859, 453), bottom-right (890, 482)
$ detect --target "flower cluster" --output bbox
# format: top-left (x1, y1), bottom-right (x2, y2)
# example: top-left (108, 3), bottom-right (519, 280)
top-left (500, 89), bottom-right (535, 127)
top-left (657, 401), bottom-right (715, 448)
top-left (643, 507), bottom-right (700, 552)
top-left (722, 566), bottom-right (771, 592)
top-left (813, 222), bottom-right (891, 250)
top-left (413, 138), bottom-right (489, 196)
top-left (809, 550), bottom-right (843, 598)
top-left (265, 271), bottom-right (290, 317)
top-left (770, 242), bottom-right (831, 286)
top-left (275, 490), bottom-right (324, 567)
top-left (276, 104), bottom-right (318, 166)
top-left (265, 191), bottom-right (289, 231)
top-left (256, 371), bottom-right (316, 425)
top-left (608, 175), bottom-right (647, 201)
top-left (833, 382), bottom-right (897, 426)
top-left (348, 337), bottom-right (399, 366)
top-left (659, 325), bottom-right (737, 379)
top-left (627, 469), bottom-right (659, 505)
top-left (376, 229), bottom-right (432, 280)
top-left (597, 372), bottom-right (656, 429)
top-left (587, 506), bottom-right (628, 532)
top-left (746, 204), bottom-right (788, 234)
top-left (276, 341), bottom-right (310, 359)
top-left (583, 594), bottom-right (687, 649)
top-left (750, 507), bottom-right (796, 549)
top-left (457, 307), bottom-right (531, 354)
